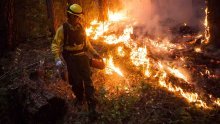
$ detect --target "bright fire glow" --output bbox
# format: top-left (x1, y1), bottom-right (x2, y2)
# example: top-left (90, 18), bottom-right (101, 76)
top-left (214, 99), bottom-right (220, 106)
top-left (167, 67), bottom-right (189, 83)
top-left (105, 56), bottom-right (124, 77)
top-left (130, 47), bottom-right (148, 66)
top-left (158, 71), bottom-right (209, 108)
top-left (108, 11), bottom-right (127, 22)
top-left (194, 47), bottom-right (202, 53)
top-left (86, 8), bottom-right (219, 109)
top-left (117, 46), bottom-right (125, 57)
top-left (203, 8), bottom-right (210, 44)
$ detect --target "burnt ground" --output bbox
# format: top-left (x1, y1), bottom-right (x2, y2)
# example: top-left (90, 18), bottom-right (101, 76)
top-left (0, 37), bottom-right (220, 124)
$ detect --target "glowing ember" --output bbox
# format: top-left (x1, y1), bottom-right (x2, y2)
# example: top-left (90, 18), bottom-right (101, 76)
top-left (194, 47), bottom-right (202, 53)
top-left (214, 99), bottom-right (220, 106)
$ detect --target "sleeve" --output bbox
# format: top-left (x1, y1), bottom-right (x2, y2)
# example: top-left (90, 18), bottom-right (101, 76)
top-left (51, 25), bottom-right (64, 61)
top-left (86, 37), bottom-right (99, 55)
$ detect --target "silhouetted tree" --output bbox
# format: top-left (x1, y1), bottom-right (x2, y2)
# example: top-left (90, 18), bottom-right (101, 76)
top-left (207, 0), bottom-right (220, 48)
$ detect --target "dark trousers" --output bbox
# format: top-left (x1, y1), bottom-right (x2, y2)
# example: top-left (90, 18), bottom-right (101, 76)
top-left (63, 52), bottom-right (96, 110)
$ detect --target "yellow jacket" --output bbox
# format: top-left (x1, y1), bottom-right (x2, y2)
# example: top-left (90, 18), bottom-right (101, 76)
top-left (51, 23), bottom-right (98, 61)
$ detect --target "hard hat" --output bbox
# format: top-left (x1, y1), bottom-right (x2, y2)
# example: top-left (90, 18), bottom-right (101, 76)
top-left (67, 4), bottom-right (83, 17)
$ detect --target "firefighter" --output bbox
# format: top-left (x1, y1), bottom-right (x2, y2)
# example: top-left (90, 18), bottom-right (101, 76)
top-left (51, 4), bottom-right (101, 119)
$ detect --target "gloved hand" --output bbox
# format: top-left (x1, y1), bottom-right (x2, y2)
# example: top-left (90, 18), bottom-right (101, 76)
top-left (94, 54), bottom-right (102, 59)
top-left (56, 59), bottom-right (64, 67)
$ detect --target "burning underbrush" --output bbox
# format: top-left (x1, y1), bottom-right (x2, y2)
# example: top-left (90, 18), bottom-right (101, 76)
top-left (86, 10), bottom-right (220, 110)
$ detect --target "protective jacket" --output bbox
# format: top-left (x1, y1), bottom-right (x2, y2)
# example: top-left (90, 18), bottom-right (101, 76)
top-left (51, 22), bottom-right (98, 61)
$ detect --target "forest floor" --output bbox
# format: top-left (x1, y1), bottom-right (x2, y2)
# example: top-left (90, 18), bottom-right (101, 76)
top-left (0, 37), bottom-right (220, 124)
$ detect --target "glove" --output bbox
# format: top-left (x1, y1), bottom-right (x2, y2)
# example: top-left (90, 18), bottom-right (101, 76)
top-left (94, 54), bottom-right (102, 59)
top-left (56, 60), bottom-right (64, 67)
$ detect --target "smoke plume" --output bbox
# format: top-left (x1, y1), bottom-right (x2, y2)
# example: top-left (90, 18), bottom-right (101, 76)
top-left (121, 0), bottom-right (205, 37)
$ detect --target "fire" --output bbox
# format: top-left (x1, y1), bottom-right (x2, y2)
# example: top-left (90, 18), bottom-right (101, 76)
top-left (158, 72), bottom-right (209, 108)
top-left (214, 99), bottom-right (220, 106)
top-left (130, 47), bottom-right (148, 66)
top-left (194, 47), bottom-right (202, 53)
top-left (167, 67), bottom-right (189, 83)
top-left (86, 11), bottom-right (128, 42)
top-left (146, 38), bottom-right (178, 52)
top-left (105, 56), bottom-right (124, 77)
top-left (144, 62), bottom-right (151, 77)
top-left (108, 11), bottom-right (127, 22)
top-left (117, 46), bottom-right (125, 57)
top-left (203, 8), bottom-right (210, 44)
top-left (86, 7), bottom-right (220, 109)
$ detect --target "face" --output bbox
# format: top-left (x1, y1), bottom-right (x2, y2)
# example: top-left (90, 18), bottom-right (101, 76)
top-left (68, 14), bottom-right (81, 24)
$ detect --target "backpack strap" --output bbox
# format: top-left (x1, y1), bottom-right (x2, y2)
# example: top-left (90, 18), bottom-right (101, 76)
top-left (63, 22), bottom-right (87, 52)
top-left (63, 22), bottom-right (69, 46)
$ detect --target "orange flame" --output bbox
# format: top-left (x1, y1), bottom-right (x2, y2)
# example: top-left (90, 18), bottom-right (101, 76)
top-left (105, 56), bottom-right (124, 77)
top-left (86, 8), bottom-right (219, 109)
top-left (203, 8), bottom-right (210, 44)
top-left (167, 67), bottom-right (189, 83)
top-left (117, 46), bottom-right (125, 57)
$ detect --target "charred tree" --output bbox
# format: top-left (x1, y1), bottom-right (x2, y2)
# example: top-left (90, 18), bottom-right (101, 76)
top-left (0, 0), bottom-right (15, 58)
top-left (7, 0), bottom-right (15, 50)
top-left (207, 0), bottom-right (220, 48)
top-left (46, 0), bottom-right (55, 35)
top-left (0, 0), bottom-right (7, 58)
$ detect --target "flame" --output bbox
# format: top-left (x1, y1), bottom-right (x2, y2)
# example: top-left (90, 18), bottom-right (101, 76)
top-left (158, 71), bottom-right (209, 108)
top-left (194, 47), bottom-right (202, 53)
top-left (85, 7), bottom-right (220, 109)
top-left (146, 38), bottom-right (178, 52)
top-left (117, 46), bottom-right (125, 57)
top-left (105, 56), bottom-right (124, 77)
top-left (167, 67), bottom-right (189, 83)
top-left (130, 47), bottom-right (148, 66)
top-left (203, 8), bottom-right (210, 44)
top-left (86, 11), bottom-right (128, 41)
top-left (108, 11), bottom-right (127, 22)
top-left (144, 63), bottom-right (151, 77)
top-left (214, 99), bottom-right (220, 106)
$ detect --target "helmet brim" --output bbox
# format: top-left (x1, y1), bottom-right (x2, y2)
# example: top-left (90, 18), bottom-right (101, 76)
top-left (67, 11), bottom-right (83, 18)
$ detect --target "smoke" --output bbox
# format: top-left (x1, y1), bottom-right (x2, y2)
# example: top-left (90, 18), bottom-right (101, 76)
top-left (121, 0), bottom-right (205, 37)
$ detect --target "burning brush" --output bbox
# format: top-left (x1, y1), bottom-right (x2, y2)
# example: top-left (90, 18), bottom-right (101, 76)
top-left (86, 7), bottom-right (219, 109)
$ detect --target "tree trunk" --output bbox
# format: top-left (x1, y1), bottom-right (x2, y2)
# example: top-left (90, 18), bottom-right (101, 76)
top-left (0, 0), bottom-right (15, 58)
top-left (207, 0), bottom-right (220, 48)
top-left (0, 0), bottom-right (8, 58)
top-left (46, 0), bottom-right (55, 35)
top-left (7, 0), bottom-right (15, 50)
